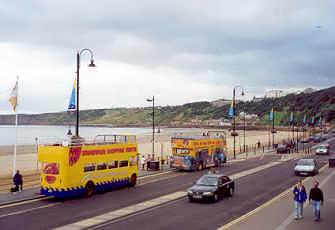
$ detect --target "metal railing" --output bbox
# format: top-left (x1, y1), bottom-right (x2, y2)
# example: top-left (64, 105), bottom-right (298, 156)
top-left (39, 134), bottom-right (137, 147)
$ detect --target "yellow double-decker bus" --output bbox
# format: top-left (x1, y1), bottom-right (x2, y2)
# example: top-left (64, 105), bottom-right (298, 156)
top-left (170, 131), bottom-right (227, 171)
top-left (38, 135), bottom-right (138, 198)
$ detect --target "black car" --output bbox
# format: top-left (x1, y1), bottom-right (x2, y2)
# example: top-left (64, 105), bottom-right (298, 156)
top-left (187, 174), bottom-right (234, 202)
top-left (276, 144), bottom-right (290, 154)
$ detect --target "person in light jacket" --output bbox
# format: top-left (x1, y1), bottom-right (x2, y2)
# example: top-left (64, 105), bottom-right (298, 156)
top-left (293, 179), bottom-right (307, 220)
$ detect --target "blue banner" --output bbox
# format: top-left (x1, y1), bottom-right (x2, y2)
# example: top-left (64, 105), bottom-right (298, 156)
top-left (289, 112), bottom-right (294, 124)
top-left (269, 108), bottom-right (274, 121)
top-left (228, 100), bottom-right (234, 118)
top-left (68, 78), bottom-right (76, 111)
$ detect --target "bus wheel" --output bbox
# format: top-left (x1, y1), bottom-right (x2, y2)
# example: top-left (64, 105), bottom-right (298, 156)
top-left (197, 163), bottom-right (203, 171)
top-left (130, 174), bottom-right (137, 187)
top-left (85, 181), bottom-right (95, 197)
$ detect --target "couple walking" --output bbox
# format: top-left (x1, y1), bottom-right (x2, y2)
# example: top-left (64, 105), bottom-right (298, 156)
top-left (293, 179), bottom-right (324, 222)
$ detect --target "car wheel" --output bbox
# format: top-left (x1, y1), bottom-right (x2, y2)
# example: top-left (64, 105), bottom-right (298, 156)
top-left (229, 187), bottom-right (234, 197)
top-left (188, 197), bottom-right (194, 202)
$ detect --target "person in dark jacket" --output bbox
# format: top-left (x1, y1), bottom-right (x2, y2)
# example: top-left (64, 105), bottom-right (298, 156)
top-left (309, 181), bottom-right (324, 221)
top-left (293, 179), bottom-right (307, 220)
top-left (13, 170), bottom-right (23, 192)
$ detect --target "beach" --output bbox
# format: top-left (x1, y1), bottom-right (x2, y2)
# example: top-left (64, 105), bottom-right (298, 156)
top-left (0, 128), bottom-right (300, 176)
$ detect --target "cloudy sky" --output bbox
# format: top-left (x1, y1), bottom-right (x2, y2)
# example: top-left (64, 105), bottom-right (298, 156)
top-left (0, 0), bottom-right (334, 114)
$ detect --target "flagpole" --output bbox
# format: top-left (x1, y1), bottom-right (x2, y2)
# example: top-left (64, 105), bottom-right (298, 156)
top-left (13, 112), bottom-right (18, 176)
top-left (12, 76), bottom-right (19, 176)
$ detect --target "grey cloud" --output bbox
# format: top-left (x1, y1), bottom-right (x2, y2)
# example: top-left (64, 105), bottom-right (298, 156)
top-left (0, 0), bottom-right (334, 98)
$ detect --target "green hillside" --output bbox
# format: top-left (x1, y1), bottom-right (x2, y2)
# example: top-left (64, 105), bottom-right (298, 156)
top-left (0, 86), bottom-right (334, 126)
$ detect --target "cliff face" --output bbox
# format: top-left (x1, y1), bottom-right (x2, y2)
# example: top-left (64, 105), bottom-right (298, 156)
top-left (0, 86), bottom-right (334, 126)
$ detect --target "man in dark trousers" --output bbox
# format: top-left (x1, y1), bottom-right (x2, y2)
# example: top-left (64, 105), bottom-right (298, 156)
top-left (309, 181), bottom-right (324, 221)
top-left (13, 170), bottom-right (23, 192)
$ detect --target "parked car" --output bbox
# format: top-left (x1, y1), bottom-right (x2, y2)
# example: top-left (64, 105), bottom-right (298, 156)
top-left (187, 174), bottom-right (234, 202)
top-left (316, 144), bottom-right (330, 155)
top-left (277, 144), bottom-right (290, 154)
top-left (294, 158), bottom-right (318, 176)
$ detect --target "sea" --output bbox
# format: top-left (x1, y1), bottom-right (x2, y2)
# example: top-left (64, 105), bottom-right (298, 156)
top-left (0, 125), bottom-right (200, 146)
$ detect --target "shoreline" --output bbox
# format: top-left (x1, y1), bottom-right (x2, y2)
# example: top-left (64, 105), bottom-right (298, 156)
top-left (0, 123), bottom-right (317, 131)
top-left (0, 129), bottom-right (302, 176)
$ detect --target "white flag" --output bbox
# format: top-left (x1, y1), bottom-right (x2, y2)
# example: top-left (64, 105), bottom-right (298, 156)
top-left (9, 79), bottom-right (18, 112)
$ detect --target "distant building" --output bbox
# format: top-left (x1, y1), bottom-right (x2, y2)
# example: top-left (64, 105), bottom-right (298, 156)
top-left (252, 96), bottom-right (264, 103)
top-left (210, 99), bottom-right (231, 107)
top-left (302, 88), bottom-right (316, 94)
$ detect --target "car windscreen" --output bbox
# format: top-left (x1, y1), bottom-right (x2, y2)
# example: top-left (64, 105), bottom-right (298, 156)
top-left (196, 176), bottom-right (218, 186)
top-left (297, 159), bottom-right (314, 166)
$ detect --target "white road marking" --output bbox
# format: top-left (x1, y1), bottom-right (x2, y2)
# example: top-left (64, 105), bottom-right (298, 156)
top-left (54, 158), bottom-right (291, 230)
top-left (0, 196), bottom-right (51, 209)
top-left (0, 203), bottom-right (59, 219)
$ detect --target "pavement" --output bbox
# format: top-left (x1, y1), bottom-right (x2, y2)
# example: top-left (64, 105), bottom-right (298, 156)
top-left (0, 154), bottom-right (281, 230)
top-left (222, 162), bottom-right (335, 230)
top-left (0, 139), bottom-right (327, 230)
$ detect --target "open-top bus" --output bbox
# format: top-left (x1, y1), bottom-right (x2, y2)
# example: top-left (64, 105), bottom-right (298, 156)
top-left (170, 131), bottom-right (227, 171)
top-left (38, 134), bottom-right (138, 198)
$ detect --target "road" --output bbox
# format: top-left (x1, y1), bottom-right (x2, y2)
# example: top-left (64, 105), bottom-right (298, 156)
top-left (0, 140), bottom-right (331, 230)
top-left (96, 155), bottom-right (329, 230)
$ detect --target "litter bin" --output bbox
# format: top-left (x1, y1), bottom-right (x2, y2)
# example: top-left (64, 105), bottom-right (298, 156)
top-left (147, 160), bottom-right (160, 171)
top-left (329, 158), bottom-right (335, 168)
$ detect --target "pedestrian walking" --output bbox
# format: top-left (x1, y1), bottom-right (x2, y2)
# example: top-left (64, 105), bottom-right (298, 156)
top-left (13, 170), bottom-right (23, 192)
top-left (293, 179), bottom-right (307, 220)
top-left (309, 181), bottom-right (324, 222)
top-left (141, 155), bottom-right (146, 170)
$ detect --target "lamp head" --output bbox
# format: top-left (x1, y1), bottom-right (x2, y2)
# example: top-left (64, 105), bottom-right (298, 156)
top-left (88, 59), bottom-right (96, 67)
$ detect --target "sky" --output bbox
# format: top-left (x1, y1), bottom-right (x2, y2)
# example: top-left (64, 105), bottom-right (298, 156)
top-left (0, 0), bottom-right (334, 114)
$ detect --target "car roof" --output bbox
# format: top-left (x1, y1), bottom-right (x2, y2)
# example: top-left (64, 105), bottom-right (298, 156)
top-left (298, 158), bottom-right (314, 162)
top-left (202, 174), bottom-right (226, 178)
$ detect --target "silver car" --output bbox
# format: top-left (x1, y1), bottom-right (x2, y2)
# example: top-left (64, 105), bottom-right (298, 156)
top-left (294, 159), bottom-right (318, 176)
top-left (316, 145), bottom-right (330, 155)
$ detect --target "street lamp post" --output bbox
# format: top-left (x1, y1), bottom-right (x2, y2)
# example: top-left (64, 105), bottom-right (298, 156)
top-left (231, 86), bottom-right (244, 160)
top-left (75, 48), bottom-right (96, 137)
top-left (146, 96), bottom-right (155, 159)
top-left (243, 109), bottom-right (246, 153)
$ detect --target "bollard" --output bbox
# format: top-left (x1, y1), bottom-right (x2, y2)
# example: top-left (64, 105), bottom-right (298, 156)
top-left (263, 146), bottom-right (265, 153)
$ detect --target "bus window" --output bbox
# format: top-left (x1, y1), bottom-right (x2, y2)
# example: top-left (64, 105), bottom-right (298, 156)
top-left (43, 163), bottom-right (59, 175)
top-left (97, 163), bottom-right (107, 170)
top-left (175, 148), bottom-right (189, 154)
top-left (108, 161), bottom-right (118, 169)
top-left (119, 160), bottom-right (129, 167)
top-left (84, 164), bottom-right (95, 172)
